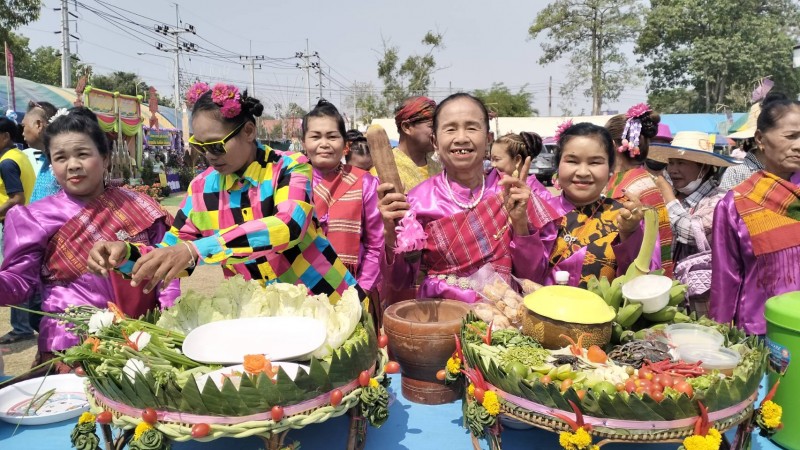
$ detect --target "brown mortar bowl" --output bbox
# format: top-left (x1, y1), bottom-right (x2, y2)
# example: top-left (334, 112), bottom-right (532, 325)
top-left (521, 309), bottom-right (612, 350)
top-left (383, 299), bottom-right (471, 405)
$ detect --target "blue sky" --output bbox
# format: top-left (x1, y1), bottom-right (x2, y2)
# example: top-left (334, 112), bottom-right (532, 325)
top-left (18, 0), bottom-right (648, 117)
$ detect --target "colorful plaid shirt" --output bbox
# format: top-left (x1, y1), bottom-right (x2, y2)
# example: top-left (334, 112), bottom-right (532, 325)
top-left (719, 152), bottom-right (764, 191)
top-left (123, 145), bottom-right (358, 303)
top-left (665, 178), bottom-right (724, 247)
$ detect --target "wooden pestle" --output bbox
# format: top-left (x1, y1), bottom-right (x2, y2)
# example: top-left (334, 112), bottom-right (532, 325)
top-left (366, 124), bottom-right (405, 195)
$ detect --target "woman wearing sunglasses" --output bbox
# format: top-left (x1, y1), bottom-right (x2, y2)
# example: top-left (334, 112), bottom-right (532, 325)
top-left (87, 83), bottom-right (360, 303)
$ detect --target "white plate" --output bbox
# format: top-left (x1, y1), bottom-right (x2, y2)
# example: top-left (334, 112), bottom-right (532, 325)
top-left (0, 374), bottom-right (89, 425)
top-left (182, 317), bottom-right (327, 364)
top-left (195, 362), bottom-right (309, 390)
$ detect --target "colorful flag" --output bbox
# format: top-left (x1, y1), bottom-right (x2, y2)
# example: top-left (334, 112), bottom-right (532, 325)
top-left (4, 42), bottom-right (15, 112)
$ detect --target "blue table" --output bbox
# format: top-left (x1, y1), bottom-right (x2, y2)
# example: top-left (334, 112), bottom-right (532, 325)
top-left (0, 374), bottom-right (783, 449)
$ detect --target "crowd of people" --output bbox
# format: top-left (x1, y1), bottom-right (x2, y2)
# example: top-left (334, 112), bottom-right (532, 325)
top-left (0, 82), bottom-right (798, 376)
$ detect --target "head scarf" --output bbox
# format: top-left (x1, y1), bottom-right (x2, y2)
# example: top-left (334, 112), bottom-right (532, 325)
top-left (395, 96), bottom-right (436, 132)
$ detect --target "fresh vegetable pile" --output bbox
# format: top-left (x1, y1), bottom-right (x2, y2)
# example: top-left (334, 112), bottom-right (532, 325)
top-left (458, 313), bottom-right (766, 421)
top-left (57, 278), bottom-right (379, 417)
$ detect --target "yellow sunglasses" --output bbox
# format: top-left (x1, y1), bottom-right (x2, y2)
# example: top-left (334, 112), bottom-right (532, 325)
top-left (188, 122), bottom-right (245, 156)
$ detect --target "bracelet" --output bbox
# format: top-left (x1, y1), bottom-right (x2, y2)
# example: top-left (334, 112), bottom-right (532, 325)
top-left (182, 241), bottom-right (197, 269)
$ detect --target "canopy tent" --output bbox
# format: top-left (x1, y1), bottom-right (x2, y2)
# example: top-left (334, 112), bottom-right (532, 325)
top-left (727, 103), bottom-right (760, 139)
top-left (0, 75), bottom-right (177, 129)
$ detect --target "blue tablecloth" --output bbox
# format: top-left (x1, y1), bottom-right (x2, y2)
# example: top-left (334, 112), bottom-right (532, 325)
top-left (0, 374), bottom-right (784, 449)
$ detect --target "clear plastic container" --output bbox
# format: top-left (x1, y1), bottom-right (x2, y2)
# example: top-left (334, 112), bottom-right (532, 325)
top-left (677, 345), bottom-right (741, 376)
top-left (665, 323), bottom-right (724, 350)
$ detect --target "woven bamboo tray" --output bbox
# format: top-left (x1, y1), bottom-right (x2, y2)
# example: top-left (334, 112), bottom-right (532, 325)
top-left (84, 350), bottom-right (388, 450)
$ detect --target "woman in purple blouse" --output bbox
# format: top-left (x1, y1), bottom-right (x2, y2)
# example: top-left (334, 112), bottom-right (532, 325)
top-left (711, 92), bottom-right (800, 335)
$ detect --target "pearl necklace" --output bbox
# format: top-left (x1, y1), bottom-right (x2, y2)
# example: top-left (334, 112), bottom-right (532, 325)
top-left (445, 174), bottom-right (486, 210)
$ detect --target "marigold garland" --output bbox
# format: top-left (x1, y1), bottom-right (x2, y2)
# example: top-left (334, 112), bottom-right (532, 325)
top-left (78, 412), bottom-right (96, 425)
top-left (134, 422), bottom-right (154, 441)
top-left (482, 391), bottom-right (500, 416)
top-left (680, 428), bottom-right (722, 450)
top-left (558, 428), bottom-right (599, 450)
top-left (759, 400), bottom-right (782, 430)
top-left (446, 356), bottom-right (461, 374)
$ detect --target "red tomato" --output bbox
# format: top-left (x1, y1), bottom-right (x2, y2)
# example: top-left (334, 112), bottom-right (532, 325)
top-left (560, 379), bottom-right (573, 393)
top-left (96, 411), bottom-right (113, 425)
top-left (625, 380), bottom-right (637, 394)
top-left (659, 374), bottom-right (674, 388)
top-left (141, 408), bottom-right (158, 425)
top-left (378, 335), bottom-right (389, 348)
top-left (358, 370), bottom-right (371, 387)
top-left (191, 423), bottom-right (210, 438)
top-left (675, 381), bottom-right (694, 397)
top-left (652, 374), bottom-right (665, 387)
top-left (473, 387), bottom-right (486, 403)
top-left (436, 370), bottom-right (447, 381)
top-left (271, 405), bottom-right (285, 422)
top-left (74, 366), bottom-right (86, 377)
top-left (638, 379), bottom-right (652, 390)
top-left (650, 390), bottom-right (665, 403)
top-left (384, 361), bottom-right (400, 374)
top-left (330, 389), bottom-right (343, 407)
top-left (635, 386), bottom-right (647, 395)
top-left (672, 375), bottom-right (686, 386)
top-left (638, 367), bottom-right (654, 380)
top-left (576, 389), bottom-right (586, 401)
top-left (540, 375), bottom-right (552, 384)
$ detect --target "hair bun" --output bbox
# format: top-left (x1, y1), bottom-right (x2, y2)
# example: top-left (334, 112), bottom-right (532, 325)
top-left (640, 111), bottom-right (661, 139)
top-left (240, 91), bottom-right (264, 118)
top-left (346, 129), bottom-right (364, 141)
top-left (520, 131), bottom-right (544, 158)
top-left (761, 91), bottom-right (790, 108)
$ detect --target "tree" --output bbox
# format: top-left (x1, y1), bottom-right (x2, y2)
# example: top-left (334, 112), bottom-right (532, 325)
top-left (0, 0), bottom-right (41, 46)
top-left (473, 83), bottom-right (537, 117)
top-left (90, 71), bottom-right (145, 96)
top-left (376, 31), bottom-right (444, 111)
top-left (342, 81), bottom-right (389, 128)
top-left (637, 0), bottom-right (800, 113)
top-left (285, 102), bottom-right (307, 118)
top-left (647, 88), bottom-right (704, 114)
top-left (529, 0), bottom-right (642, 115)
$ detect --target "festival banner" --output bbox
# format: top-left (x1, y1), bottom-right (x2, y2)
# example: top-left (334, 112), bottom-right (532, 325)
top-left (85, 86), bottom-right (117, 133)
top-left (117, 94), bottom-right (142, 137)
top-left (4, 42), bottom-right (16, 112)
top-left (147, 129), bottom-right (172, 146)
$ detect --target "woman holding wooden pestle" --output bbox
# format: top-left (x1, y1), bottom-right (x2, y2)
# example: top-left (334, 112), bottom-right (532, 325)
top-left (377, 93), bottom-right (561, 305)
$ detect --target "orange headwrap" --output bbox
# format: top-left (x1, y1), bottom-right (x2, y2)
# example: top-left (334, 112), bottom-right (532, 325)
top-left (395, 96), bottom-right (436, 132)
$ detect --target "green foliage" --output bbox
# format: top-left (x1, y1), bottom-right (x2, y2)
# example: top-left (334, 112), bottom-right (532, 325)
top-left (377, 30), bottom-right (444, 111)
top-left (4, 33), bottom-right (87, 87)
top-left (473, 83), bottom-right (537, 117)
top-left (647, 88), bottom-right (705, 113)
top-left (529, 0), bottom-right (642, 115)
top-left (0, 0), bottom-right (41, 46)
top-left (637, 0), bottom-right (800, 112)
top-left (140, 158), bottom-right (157, 186)
top-left (90, 71), bottom-right (148, 96)
top-left (345, 81), bottom-right (389, 127)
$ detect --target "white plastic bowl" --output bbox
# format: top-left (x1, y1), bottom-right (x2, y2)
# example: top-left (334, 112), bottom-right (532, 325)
top-left (621, 274), bottom-right (673, 313)
top-left (665, 323), bottom-right (724, 350)
top-left (677, 345), bottom-right (741, 376)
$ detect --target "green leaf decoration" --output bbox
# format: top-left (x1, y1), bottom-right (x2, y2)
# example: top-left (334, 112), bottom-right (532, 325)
top-left (220, 377), bottom-right (250, 415)
top-left (178, 376), bottom-right (210, 415)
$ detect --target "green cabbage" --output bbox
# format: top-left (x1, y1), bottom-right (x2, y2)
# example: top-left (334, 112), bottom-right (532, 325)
top-left (156, 276), bottom-right (362, 358)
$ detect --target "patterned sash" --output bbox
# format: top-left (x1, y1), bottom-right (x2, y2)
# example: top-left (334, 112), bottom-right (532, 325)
top-left (733, 171), bottom-right (800, 256)
top-left (313, 165), bottom-right (365, 272)
top-left (606, 167), bottom-right (674, 276)
top-left (43, 187), bottom-right (171, 316)
top-left (423, 192), bottom-right (558, 280)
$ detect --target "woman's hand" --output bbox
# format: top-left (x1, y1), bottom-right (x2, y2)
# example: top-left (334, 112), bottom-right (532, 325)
top-left (377, 182), bottom-right (409, 248)
top-left (617, 190), bottom-right (645, 241)
top-left (499, 157), bottom-right (533, 235)
top-left (87, 241), bottom-right (128, 276)
top-left (654, 174), bottom-right (676, 203)
top-left (130, 244), bottom-right (196, 294)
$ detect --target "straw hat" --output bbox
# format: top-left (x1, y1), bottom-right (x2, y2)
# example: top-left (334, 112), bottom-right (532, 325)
top-left (648, 131), bottom-right (739, 167)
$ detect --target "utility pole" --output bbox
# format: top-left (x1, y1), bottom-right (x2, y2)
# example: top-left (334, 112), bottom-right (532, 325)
top-left (55, 0), bottom-right (79, 88)
top-left (154, 4), bottom-right (196, 135)
top-left (548, 76), bottom-right (553, 117)
top-left (316, 59), bottom-right (324, 100)
top-left (240, 40), bottom-right (265, 96)
top-left (295, 39), bottom-right (318, 110)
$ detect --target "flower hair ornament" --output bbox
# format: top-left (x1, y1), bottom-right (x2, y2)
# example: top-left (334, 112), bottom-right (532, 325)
top-left (185, 82), bottom-right (242, 119)
top-left (49, 108), bottom-right (70, 124)
top-left (5, 109), bottom-right (18, 124)
top-left (619, 103), bottom-right (651, 157)
top-left (554, 119), bottom-right (573, 142)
